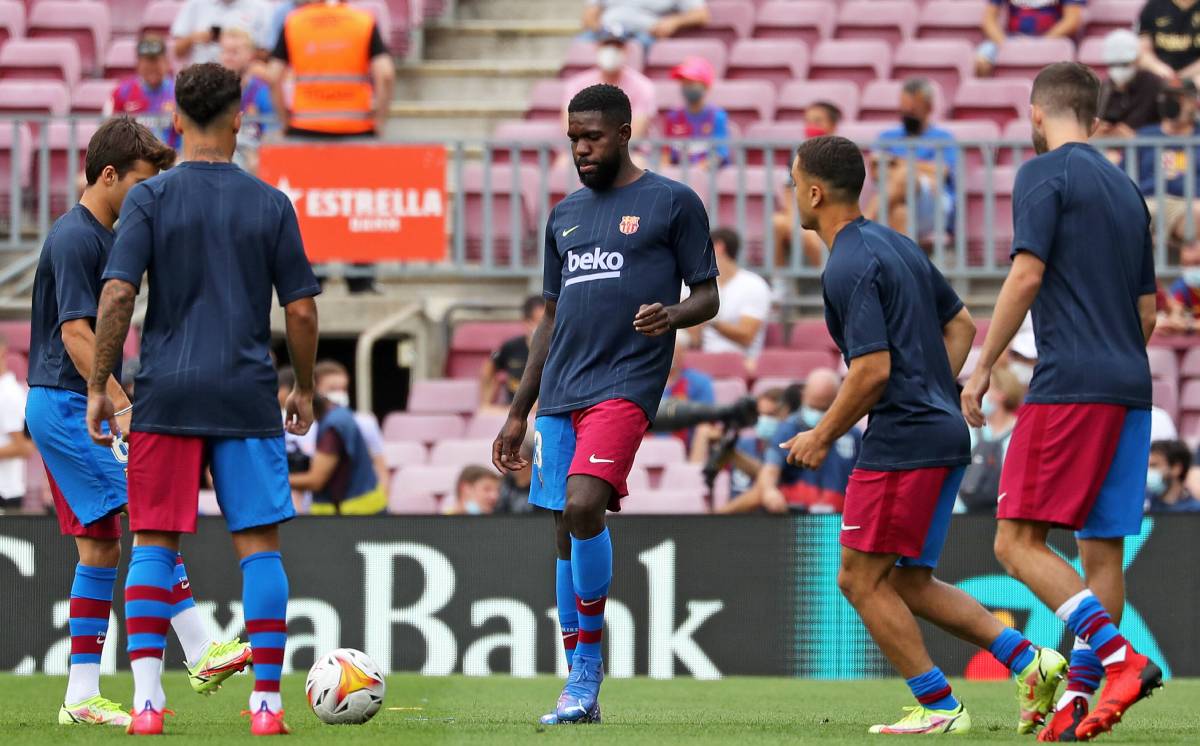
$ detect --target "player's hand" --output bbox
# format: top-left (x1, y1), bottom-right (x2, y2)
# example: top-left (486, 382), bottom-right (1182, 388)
top-left (86, 389), bottom-right (117, 447)
top-left (961, 367), bottom-right (991, 428)
top-left (634, 303), bottom-right (672, 336)
top-left (492, 415), bottom-right (528, 474)
top-left (782, 429), bottom-right (830, 470)
top-left (285, 388), bottom-right (315, 435)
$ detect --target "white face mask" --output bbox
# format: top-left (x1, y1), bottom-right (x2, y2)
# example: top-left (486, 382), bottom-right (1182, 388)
top-left (1108, 64), bottom-right (1136, 87)
top-left (597, 46), bottom-right (625, 73)
top-left (325, 390), bottom-right (350, 408)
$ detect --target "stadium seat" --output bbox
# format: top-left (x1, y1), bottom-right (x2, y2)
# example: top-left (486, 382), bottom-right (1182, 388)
top-left (559, 40), bottom-right (645, 78)
top-left (71, 79), bottom-right (116, 113)
top-left (634, 436), bottom-right (687, 468)
top-left (5, 349), bottom-right (25, 382)
top-left (103, 37), bottom-right (138, 80)
top-left (743, 122), bottom-right (804, 167)
top-left (28, 1), bottom-right (110, 74)
top-left (381, 412), bottom-right (465, 443)
top-left (1153, 379), bottom-right (1179, 425)
top-left (685, 351), bottom-right (747, 379)
top-left (0, 122), bottom-right (32, 208)
top-left (835, 120), bottom-right (892, 146)
top-left (953, 78), bottom-right (1032, 128)
top-left (0, 39), bottom-right (81, 87)
top-left (709, 80), bottom-right (776, 131)
top-left (548, 162), bottom-right (583, 205)
top-left (835, 0), bottom-right (917, 47)
top-left (715, 165), bottom-right (777, 255)
top-left (1148, 346), bottom-right (1180, 384)
top-left (0, 320), bottom-right (31, 355)
top-left (1084, 0), bottom-right (1143, 42)
top-left (788, 319), bottom-right (839, 353)
top-left (678, 0), bottom-right (754, 47)
top-left (751, 376), bottom-right (795, 395)
top-left (408, 378), bottom-right (481, 415)
top-left (0, 79), bottom-right (70, 116)
top-left (0, 1), bottom-right (24, 47)
top-left (891, 39), bottom-right (975, 103)
top-left (754, 1), bottom-right (835, 48)
top-left (458, 162), bottom-right (538, 265)
top-left (621, 489), bottom-right (708, 514)
top-left (993, 38), bottom-right (1075, 80)
top-left (662, 461), bottom-right (707, 491)
top-left (491, 120), bottom-right (566, 166)
top-left (916, 0), bottom-right (987, 46)
top-left (140, 0), bottom-right (181, 37)
top-left (47, 118), bottom-right (101, 215)
top-left (108, 0), bottom-right (152, 34)
top-left (429, 438), bottom-right (493, 468)
top-left (644, 38), bottom-right (728, 80)
top-left (525, 78), bottom-right (566, 121)
top-left (382, 440), bottom-right (427, 470)
top-left (776, 80), bottom-right (861, 123)
top-left (965, 165), bottom-right (1016, 265)
top-left (808, 40), bottom-right (892, 89)
top-left (1180, 346), bottom-right (1200, 378)
top-left (859, 79), bottom-right (946, 122)
top-left (999, 118), bottom-right (1035, 164)
top-left (1076, 36), bottom-right (1107, 68)
top-left (712, 376), bottom-right (749, 404)
top-left (1176, 380), bottom-right (1200, 439)
top-left (446, 320), bottom-right (527, 378)
top-left (389, 466), bottom-right (456, 513)
top-left (942, 119), bottom-right (1002, 172)
top-left (756, 349), bottom-right (839, 380)
top-left (727, 39), bottom-right (808, 89)
top-left (465, 411), bottom-right (509, 439)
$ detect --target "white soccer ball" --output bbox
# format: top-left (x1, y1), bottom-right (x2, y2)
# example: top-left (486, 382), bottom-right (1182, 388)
top-left (305, 648), bottom-right (386, 724)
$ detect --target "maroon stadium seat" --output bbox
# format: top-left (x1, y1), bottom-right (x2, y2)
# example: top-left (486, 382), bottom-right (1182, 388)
top-left (965, 165), bottom-right (1017, 266)
top-left (686, 351), bottom-right (747, 379)
top-left (708, 80), bottom-right (776, 129)
top-left (140, 0), bottom-right (182, 37)
top-left (381, 413), bottom-right (465, 444)
top-left (559, 40), bottom-right (645, 78)
top-left (0, 1), bottom-right (24, 47)
top-left (1084, 0), bottom-right (1143, 42)
top-left (712, 376), bottom-right (749, 405)
top-left (0, 122), bottom-right (32, 215)
top-left (662, 462), bottom-right (706, 491)
top-left (28, 1), bottom-right (110, 75)
top-left (0, 79), bottom-right (71, 116)
top-left (836, 120), bottom-right (892, 146)
top-left (525, 78), bottom-right (566, 121)
top-left (765, 321), bottom-right (785, 348)
top-left (1148, 346), bottom-right (1180, 384)
top-left (429, 438), bottom-right (494, 468)
top-left (71, 79), bottom-right (117, 113)
top-left (993, 37), bottom-right (1075, 80)
top-left (1076, 36), bottom-right (1107, 68)
top-left (789, 319), bottom-right (838, 352)
top-left (0, 38), bottom-right (81, 87)
top-left (1176, 380), bottom-right (1200, 439)
top-left (678, 0), bottom-right (754, 47)
top-left (715, 165), bottom-right (776, 255)
top-left (835, 0), bottom-right (917, 47)
top-left (46, 119), bottom-right (101, 215)
top-left (891, 39), bottom-right (975, 103)
top-left (446, 320), bottom-right (527, 378)
top-left (727, 39), bottom-right (808, 89)
top-left (104, 37), bottom-right (138, 80)
top-left (917, 0), bottom-right (987, 46)
top-left (942, 119), bottom-right (1002, 172)
top-left (408, 379), bottom-right (481, 415)
top-left (465, 411), bottom-right (509, 439)
top-left (633, 437), bottom-right (687, 468)
top-left (1000, 118), bottom-right (1035, 163)
top-left (809, 39), bottom-right (892, 89)
top-left (1153, 379), bottom-right (1179, 425)
top-left (492, 119), bottom-right (566, 165)
top-left (382, 441), bottom-right (428, 470)
top-left (0, 320), bottom-right (31, 356)
top-left (389, 466), bottom-right (457, 512)
top-left (458, 162), bottom-right (537, 265)
top-left (644, 38), bottom-right (728, 80)
top-left (777, 80), bottom-right (861, 123)
top-left (754, 1), bottom-right (835, 48)
top-left (108, 0), bottom-right (152, 34)
top-left (743, 122), bottom-right (806, 167)
top-left (626, 465), bottom-right (651, 493)
top-left (953, 78), bottom-right (1032, 128)
top-left (751, 376), bottom-right (795, 395)
top-left (859, 79), bottom-right (946, 122)
top-left (1180, 347), bottom-right (1200, 378)
top-left (548, 163), bottom-right (583, 206)
top-left (755, 349), bottom-right (839, 379)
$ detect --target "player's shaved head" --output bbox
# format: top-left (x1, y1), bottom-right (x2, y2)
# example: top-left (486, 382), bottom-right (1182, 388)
top-left (175, 62), bottom-right (242, 129)
top-left (567, 84), bottom-right (633, 190)
top-left (568, 84), bottom-right (632, 129)
top-left (1031, 62), bottom-right (1100, 128)
top-left (793, 136), bottom-right (866, 206)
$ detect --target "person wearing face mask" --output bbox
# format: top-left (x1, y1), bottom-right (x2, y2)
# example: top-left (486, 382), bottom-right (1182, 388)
top-left (958, 368), bottom-right (1025, 514)
top-left (1146, 440), bottom-right (1200, 512)
top-left (1096, 30), bottom-right (1165, 139)
top-left (868, 78), bottom-right (957, 243)
top-left (288, 389), bottom-right (385, 515)
top-left (308, 359), bottom-right (388, 501)
top-left (662, 56), bottom-right (730, 169)
top-left (1162, 243), bottom-right (1200, 331)
top-left (444, 466), bottom-right (501, 515)
top-left (1135, 80), bottom-right (1200, 251)
top-left (773, 102), bottom-right (843, 276)
top-left (691, 388), bottom-right (786, 496)
top-left (562, 27), bottom-right (655, 144)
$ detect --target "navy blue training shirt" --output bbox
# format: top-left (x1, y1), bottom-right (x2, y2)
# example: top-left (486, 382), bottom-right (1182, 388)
top-left (823, 217), bottom-right (970, 471)
top-left (103, 162), bottom-right (320, 437)
top-left (1011, 143), bottom-right (1154, 408)
top-left (29, 205), bottom-right (121, 394)
top-left (539, 170), bottom-right (717, 420)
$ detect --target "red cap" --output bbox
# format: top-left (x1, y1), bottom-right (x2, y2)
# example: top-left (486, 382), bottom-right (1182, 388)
top-left (670, 56), bottom-right (715, 87)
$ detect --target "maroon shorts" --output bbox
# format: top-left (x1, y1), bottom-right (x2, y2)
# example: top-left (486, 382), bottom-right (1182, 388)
top-left (567, 399), bottom-right (650, 511)
top-left (126, 432), bottom-right (205, 534)
top-left (840, 465), bottom-right (965, 565)
top-left (49, 470), bottom-right (121, 539)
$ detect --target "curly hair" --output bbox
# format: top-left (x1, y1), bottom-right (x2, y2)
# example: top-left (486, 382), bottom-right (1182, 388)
top-left (85, 115), bottom-right (175, 185)
top-left (567, 83), bottom-right (632, 127)
top-left (794, 136), bottom-right (866, 204)
top-left (175, 62), bottom-right (242, 128)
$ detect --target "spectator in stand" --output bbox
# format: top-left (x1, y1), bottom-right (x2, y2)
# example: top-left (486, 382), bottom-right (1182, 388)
top-left (1147, 439), bottom-right (1200, 512)
top-left (662, 57), bottom-right (730, 169)
top-left (563, 27), bottom-right (656, 143)
top-left (496, 438), bottom-right (536, 514)
top-left (957, 367), bottom-right (1024, 514)
top-left (1136, 81), bottom-right (1200, 249)
top-left (288, 392), bottom-right (385, 515)
top-left (267, 0), bottom-right (396, 294)
top-left (106, 35), bottom-right (179, 149)
top-left (219, 27), bottom-right (275, 172)
top-left (687, 228), bottom-right (770, 371)
top-left (773, 102), bottom-right (841, 273)
top-left (1097, 29), bottom-right (1165, 137)
top-left (719, 368), bottom-right (859, 514)
top-left (312, 360), bottom-right (389, 501)
top-left (480, 295), bottom-right (546, 412)
top-left (1138, 0), bottom-right (1200, 83)
top-left (266, 1), bottom-right (296, 51)
top-left (1162, 243), bottom-right (1200, 330)
top-left (582, 0), bottom-right (710, 48)
top-left (690, 388), bottom-right (787, 496)
top-left (976, 0), bottom-right (1084, 77)
top-left (445, 465), bottom-right (501, 515)
top-left (171, 0), bottom-right (273, 66)
top-left (0, 335), bottom-right (31, 513)
top-left (662, 337), bottom-right (715, 446)
top-left (867, 78), bottom-right (956, 243)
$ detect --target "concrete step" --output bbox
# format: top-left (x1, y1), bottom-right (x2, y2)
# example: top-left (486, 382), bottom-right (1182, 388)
top-left (424, 20), bottom-right (576, 62)
top-left (394, 60), bottom-right (557, 102)
top-left (385, 101), bottom-right (527, 140)
top-left (456, 0), bottom-right (584, 22)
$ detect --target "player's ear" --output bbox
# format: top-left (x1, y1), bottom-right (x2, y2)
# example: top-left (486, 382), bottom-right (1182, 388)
top-left (1087, 116), bottom-right (1100, 138)
top-left (172, 111), bottom-right (183, 135)
top-left (618, 121), bottom-right (631, 147)
top-left (232, 110), bottom-right (243, 135)
top-left (102, 165), bottom-right (117, 187)
top-left (1029, 103), bottom-right (1042, 129)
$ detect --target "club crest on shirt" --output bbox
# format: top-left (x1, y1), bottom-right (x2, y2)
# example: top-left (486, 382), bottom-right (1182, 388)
top-left (619, 215), bottom-right (640, 235)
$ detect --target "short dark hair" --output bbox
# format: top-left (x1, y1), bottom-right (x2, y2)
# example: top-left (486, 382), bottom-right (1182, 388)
top-left (809, 101), bottom-right (843, 127)
top-left (175, 62), bottom-right (242, 128)
top-left (522, 295), bottom-right (546, 321)
top-left (277, 366), bottom-right (295, 391)
top-left (710, 227), bottom-right (741, 261)
top-left (793, 135), bottom-right (865, 204)
top-left (457, 465), bottom-right (499, 489)
top-left (85, 115), bottom-right (175, 185)
top-left (567, 84), bottom-right (632, 128)
top-left (758, 387), bottom-right (785, 407)
top-left (1031, 62), bottom-right (1100, 127)
top-left (1151, 439), bottom-right (1192, 474)
top-left (314, 359), bottom-right (348, 386)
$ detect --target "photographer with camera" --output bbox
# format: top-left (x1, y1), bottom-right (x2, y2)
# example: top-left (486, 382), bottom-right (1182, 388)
top-left (660, 338), bottom-right (715, 446)
top-left (689, 388), bottom-right (788, 494)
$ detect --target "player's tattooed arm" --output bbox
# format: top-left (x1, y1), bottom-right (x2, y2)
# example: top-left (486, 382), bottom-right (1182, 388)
top-left (493, 300), bottom-right (556, 473)
top-left (89, 279), bottom-right (136, 391)
top-left (634, 277), bottom-right (719, 337)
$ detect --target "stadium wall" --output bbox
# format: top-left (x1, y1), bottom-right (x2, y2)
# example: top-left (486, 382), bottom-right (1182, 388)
top-left (0, 516), bottom-right (1194, 679)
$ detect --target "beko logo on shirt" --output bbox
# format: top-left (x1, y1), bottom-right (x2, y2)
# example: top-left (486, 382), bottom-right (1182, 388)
top-left (564, 247), bottom-right (625, 286)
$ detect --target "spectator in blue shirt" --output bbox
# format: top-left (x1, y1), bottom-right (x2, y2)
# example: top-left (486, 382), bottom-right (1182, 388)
top-left (1135, 80), bottom-right (1200, 249)
top-left (868, 78), bottom-right (957, 244)
top-left (662, 56), bottom-right (730, 169)
top-left (1147, 439), bottom-right (1200, 512)
top-left (976, 0), bottom-right (1085, 77)
top-left (689, 388), bottom-right (788, 495)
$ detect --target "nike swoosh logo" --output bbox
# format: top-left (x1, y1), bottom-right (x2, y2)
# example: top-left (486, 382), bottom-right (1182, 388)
top-left (589, 454), bottom-right (614, 464)
top-left (562, 225), bottom-right (580, 237)
top-left (997, 492), bottom-right (1006, 503)
top-left (841, 524), bottom-right (861, 531)
top-left (580, 598), bottom-right (603, 606)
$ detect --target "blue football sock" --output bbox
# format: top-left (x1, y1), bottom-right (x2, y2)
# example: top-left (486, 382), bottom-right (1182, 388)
top-left (69, 564), bottom-right (116, 667)
top-left (556, 558), bottom-right (579, 670)
top-left (1067, 643), bottom-right (1104, 696)
top-left (989, 627), bottom-right (1036, 675)
top-left (571, 528), bottom-right (612, 662)
top-left (1061, 592), bottom-right (1127, 663)
top-left (241, 551), bottom-right (288, 708)
top-left (125, 546), bottom-right (176, 661)
top-left (907, 667), bottom-right (959, 711)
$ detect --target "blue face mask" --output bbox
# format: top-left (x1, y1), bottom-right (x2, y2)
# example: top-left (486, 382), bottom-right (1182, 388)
top-left (1184, 268), bottom-right (1200, 288)
top-left (464, 501), bottom-right (483, 515)
top-left (755, 416), bottom-right (779, 441)
top-left (800, 406), bottom-right (823, 429)
top-left (1146, 468), bottom-right (1166, 497)
top-left (979, 424), bottom-right (995, 442)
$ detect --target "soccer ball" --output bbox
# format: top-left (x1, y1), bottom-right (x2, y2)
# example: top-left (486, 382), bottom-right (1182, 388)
top-left (305, 648), bottom-right (386, 724)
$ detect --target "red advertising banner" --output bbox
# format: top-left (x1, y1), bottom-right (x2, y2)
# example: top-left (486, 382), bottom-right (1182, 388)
top-left (258, 144), bottom-right (447, 263)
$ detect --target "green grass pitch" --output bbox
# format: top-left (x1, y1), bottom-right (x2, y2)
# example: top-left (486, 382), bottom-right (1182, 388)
top-left (4, 674), bottom-right (1197, 744)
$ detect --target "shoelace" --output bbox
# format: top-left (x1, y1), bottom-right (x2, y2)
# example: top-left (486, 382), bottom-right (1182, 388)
top-left (204, 639), bottom-right (248, 665)
top-left (561, 661), bottom-right (601, 700)
top-left (89, 696), bottom-right (127, 712)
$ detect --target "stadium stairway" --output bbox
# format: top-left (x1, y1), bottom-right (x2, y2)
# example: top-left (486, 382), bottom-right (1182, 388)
top-left (389, 0), bottom-right (584, 140)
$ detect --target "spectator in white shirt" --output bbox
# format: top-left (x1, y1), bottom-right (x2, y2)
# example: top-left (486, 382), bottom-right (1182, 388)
top-left (0, 335), bottom-right (32, 512)
top-left (171, 0), bottom-right (273, 66)
top-left (582, 0), bottom-right (710, 47)
top-left (690, 228), bottom-right (771, 370)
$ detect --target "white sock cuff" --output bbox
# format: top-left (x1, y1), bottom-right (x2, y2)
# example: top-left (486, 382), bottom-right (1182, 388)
top-left (1072, 636), bottom-right (1091, 652)
top-left (1056, 691), bottom-right (1093, 712)
top-left (1055, 589), bottom-right (1093, 624)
